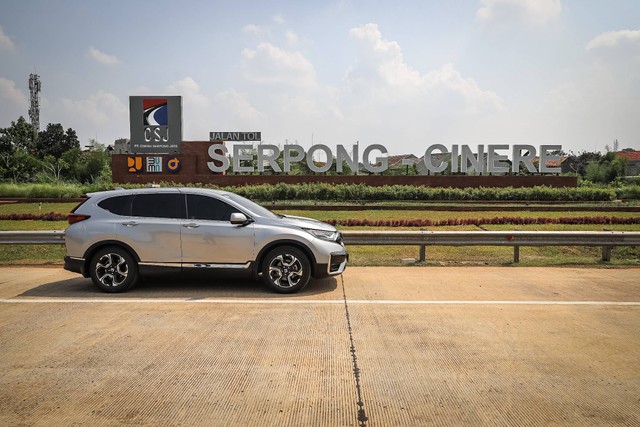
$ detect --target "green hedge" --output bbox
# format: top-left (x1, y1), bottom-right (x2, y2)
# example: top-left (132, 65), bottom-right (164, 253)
top-left (0, 182), bottom-right (624, 201)
top-left (228, 183), bottom-right (619, 202)
top-left (618, 185), bottom-right (640, 199)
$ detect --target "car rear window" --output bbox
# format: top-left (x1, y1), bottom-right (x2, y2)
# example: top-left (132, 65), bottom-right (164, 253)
top-left (98, 195), bottom-right (133, 216)
top-left (131, 194), bottom-right (185, 219)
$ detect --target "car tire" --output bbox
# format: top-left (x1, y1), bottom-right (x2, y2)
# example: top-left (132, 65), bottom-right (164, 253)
top-left (262, 246), bottom-right (311, 293)
top-left (89, 246), bottom-right (138, 293)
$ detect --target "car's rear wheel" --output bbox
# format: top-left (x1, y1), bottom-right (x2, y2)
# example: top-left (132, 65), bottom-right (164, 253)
top-left (262, 246), bottom-right (311, 293)
top-left (89, 246), bottom-right (138, 293)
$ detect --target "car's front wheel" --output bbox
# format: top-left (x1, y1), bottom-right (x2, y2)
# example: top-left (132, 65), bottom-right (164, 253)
top-left (89, 246), bottom-right (138, 293)
top-left (262, 246), bottom-right (311, 293)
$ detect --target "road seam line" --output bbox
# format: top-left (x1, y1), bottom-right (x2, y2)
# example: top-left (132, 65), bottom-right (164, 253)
top-left (341, 276), bottom-right (368, 427)
top-left (1, 298), bottom-right (639, 305)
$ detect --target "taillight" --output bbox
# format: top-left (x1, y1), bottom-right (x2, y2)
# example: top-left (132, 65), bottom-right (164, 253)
top-left (68, 213), bottom-right (90, 225)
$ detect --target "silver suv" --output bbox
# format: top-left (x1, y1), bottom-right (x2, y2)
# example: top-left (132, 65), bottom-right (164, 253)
top-left (64, 187), bottom-right (348, 293)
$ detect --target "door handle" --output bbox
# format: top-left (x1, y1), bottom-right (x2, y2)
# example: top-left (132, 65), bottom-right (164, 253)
top-left (122, 221), bottom-right (138, 227)
top-left (183, 223), bottom-right (200, 229)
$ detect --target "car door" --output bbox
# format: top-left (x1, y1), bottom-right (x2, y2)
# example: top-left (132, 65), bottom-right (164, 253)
top-left (180, 193), bottom-right (255, 267)
top-left (113, 192), bottom-right (184, 265)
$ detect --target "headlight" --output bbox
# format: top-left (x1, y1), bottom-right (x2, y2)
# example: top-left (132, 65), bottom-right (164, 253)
top-left (304, 228), bottom-right (340, 242)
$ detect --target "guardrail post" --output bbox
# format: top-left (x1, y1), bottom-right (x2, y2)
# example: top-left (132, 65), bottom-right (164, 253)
top-left (419, 245), bottom-right (426, 262)
top-left (514, 245), bottom-right (520, 263)
top-left (601, 246), bottom-right (612, 262)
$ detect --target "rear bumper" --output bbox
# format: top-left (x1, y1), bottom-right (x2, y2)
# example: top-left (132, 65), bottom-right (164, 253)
top-left (64, 256), bottom-right (86, 276)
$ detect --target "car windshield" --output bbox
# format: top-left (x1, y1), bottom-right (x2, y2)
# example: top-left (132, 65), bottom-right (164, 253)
top-left (223, 193), bottom-right (279, 219)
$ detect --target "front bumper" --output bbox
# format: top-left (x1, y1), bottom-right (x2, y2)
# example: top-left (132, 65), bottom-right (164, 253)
top-left (314, 251), bottom-right (349, 278)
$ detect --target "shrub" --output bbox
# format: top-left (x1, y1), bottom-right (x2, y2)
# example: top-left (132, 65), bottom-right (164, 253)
top-left (617, 185), bottom-right (640, 200)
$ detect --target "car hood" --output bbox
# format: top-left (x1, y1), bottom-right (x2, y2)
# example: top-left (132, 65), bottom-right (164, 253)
top-left (278, 214), bottom-right (337, 232)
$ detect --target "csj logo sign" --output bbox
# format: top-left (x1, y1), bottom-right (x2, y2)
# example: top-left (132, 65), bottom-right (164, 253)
top-left (129, 96), bottom-right (182, 154)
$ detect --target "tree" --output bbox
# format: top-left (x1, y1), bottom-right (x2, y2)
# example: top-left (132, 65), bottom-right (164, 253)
top-left (1, 147), bottom-right (43, 182)
top-left (0, 117), bottom-right (40, 181)
top-left (60, 148), bottom-right (84, 181)
top-left (37, 124), bottom-right (80, 159)
top-left (0, 116), bottom-right (38, 156)
top-left (585, 152), bottom-right (628, 184)
top-left (38, 155), bottom-right (68, 183)
top-left (566, 151), bottom-right (602, 177)
top-left (82, 139), bottom-right (111, 183)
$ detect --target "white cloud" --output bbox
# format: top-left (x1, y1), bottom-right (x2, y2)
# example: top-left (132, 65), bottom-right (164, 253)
top-left (241, 42), bottom-right (317, 87)
top-left (285, 30), bottom-right (299, 46)
top-left (213, 89), bottom-right (267, 127)
top-left (476, 0), bottom-right (562, 27)
top-left (230, 23), bottom-right (505, 152)
top-left (51, 91), bottom-right (128, 144)
top-left (530, 28), bottom-right (640, 152)
top-left (242, 24), bottom-right (262, 35)
top-left (165, 77), bottom-right (209, 109)
top-left (59, 91), bottom-right (127, 127)
top-left (273, 14), bottom-right (285, 25)
top-left (163, 77), bottom-right (212, 140)
top-left (0, 77), bottom-right (29, 122)
top-left (345, 23), bottom-right (503, 113)
top-left (87, 47), bottom-right (120, 66)
top-left (0, 25), bottom-right (15, 50)
top-left (586, 29), bottom-right (640, 51)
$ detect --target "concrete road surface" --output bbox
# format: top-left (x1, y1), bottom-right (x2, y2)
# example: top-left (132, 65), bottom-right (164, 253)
top-left (1, 266), bottom-right (639, 426)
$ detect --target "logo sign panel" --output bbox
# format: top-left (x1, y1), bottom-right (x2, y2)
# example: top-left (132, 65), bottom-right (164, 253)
top-left (166, 157), bottom-right (181, 173)
top-left (146, 157), bottom-right (163, 173)
top-left (127, 157), bottom-right (143, 173)
top-left (143, 98), bottom-right (168, 126)
top-left (130, 96), bottom-right (182, 154)
top-left (127, 156), bottom-right (182, 174)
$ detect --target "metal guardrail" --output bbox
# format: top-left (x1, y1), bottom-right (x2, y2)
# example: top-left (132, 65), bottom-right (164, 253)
top-left (0, 230), bottom-right (639, 263)
top-left (0, 230), bottom-right (66, 245)
top-left (341, 230), bottom-right (640, 262)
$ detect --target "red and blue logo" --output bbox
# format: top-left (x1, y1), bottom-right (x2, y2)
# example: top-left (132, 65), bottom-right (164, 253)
top-left (143, 98), bottom-right (168, 126)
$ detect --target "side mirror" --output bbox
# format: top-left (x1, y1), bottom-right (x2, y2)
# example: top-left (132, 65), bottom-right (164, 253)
top-left (230, 212), bottom-right (251, 225)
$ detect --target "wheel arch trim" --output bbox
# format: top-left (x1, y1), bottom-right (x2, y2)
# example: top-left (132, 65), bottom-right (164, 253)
top-left (82, 240), bottom-right (140, 276)
top-left (254, 240), bottom-right (318, 279)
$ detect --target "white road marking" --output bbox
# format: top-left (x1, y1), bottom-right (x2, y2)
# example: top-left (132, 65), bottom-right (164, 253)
top-left (0, 298), bottom-right (639, 306)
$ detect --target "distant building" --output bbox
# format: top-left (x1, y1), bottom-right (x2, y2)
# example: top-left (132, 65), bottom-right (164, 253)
top-left (415, 153), bottom-right (446, 175)
top-left (615, 151), bottom-right (640, 176)
top-left (532, 156), bottom-right (571, 174)
top-left (385, 154), bottom-right (419, 175)
top-left (387, 154), bottom-right (418, 169)
top-left (113, 138), bottom-right (131, 154)
top-left (415, 152), bottom-right (509, 175)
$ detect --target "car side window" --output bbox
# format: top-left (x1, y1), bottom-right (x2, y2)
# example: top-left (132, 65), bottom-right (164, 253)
top-left (131, 194), bottom-right (185, 219)
top-left (98, 195), bottom-right (133, 216)
top-left (186, 194), bottom-right (240, 221)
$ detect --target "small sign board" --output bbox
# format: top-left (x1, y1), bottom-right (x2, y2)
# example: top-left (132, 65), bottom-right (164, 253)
top-left (209, 132), bottom-right (262, 142)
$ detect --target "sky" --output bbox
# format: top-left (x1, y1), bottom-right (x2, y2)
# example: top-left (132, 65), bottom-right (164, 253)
top-left (1, 0), bottom-right (639, 156)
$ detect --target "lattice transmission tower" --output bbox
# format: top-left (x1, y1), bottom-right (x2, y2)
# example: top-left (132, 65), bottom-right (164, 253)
top-left (28, 73), bottom-right (41, 132)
